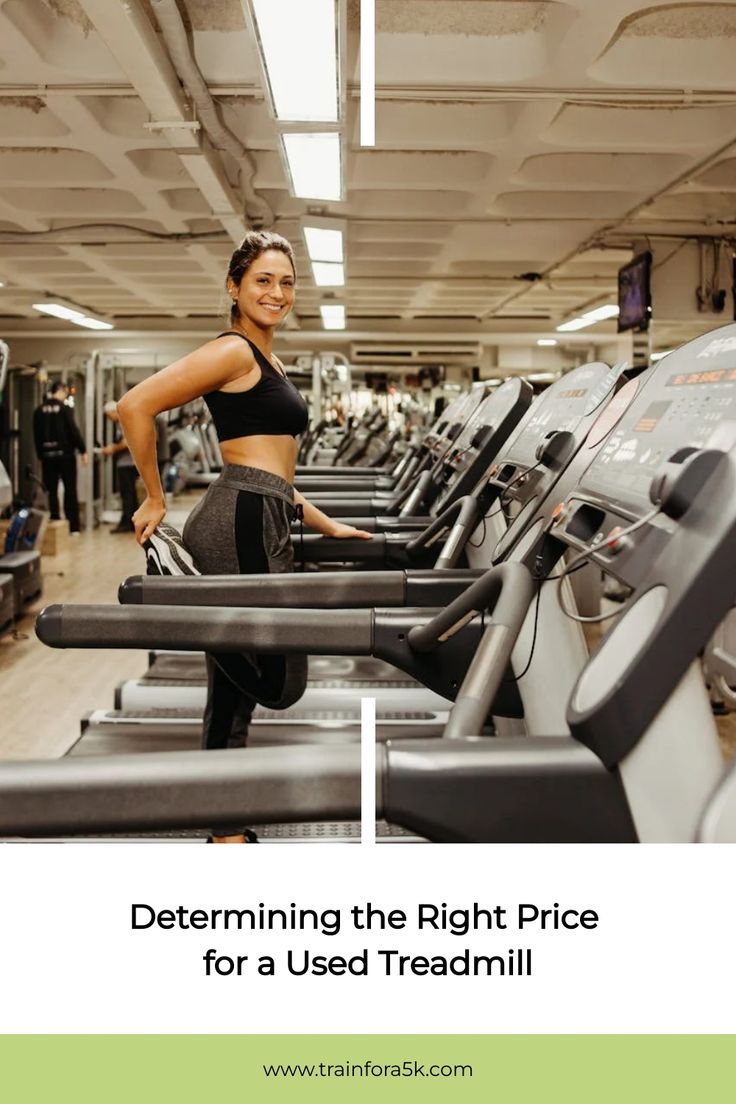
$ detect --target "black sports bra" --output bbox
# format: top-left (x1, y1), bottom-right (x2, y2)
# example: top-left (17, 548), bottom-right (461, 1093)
top-left (203, 332), bottom-right (309, 442)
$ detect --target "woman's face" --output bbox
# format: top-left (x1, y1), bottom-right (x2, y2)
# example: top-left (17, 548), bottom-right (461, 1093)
top-left (229, 249), bottom-right (295, 331)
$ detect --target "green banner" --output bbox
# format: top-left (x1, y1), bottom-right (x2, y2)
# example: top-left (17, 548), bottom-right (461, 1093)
top-left (1, 1035), bottom-right (732, 1103)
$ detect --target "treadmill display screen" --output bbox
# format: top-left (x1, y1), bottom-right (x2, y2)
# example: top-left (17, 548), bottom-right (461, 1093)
top-left (502, 362), bottom-right (618, 468)
top-left (668, 368), bottom-right (736, 386)
top-left (429, 391), bottom-right (483, 454)
top-left (451, 380), bottom-right (522, 456)
top-left (580, 360), bottom-right (736, 512)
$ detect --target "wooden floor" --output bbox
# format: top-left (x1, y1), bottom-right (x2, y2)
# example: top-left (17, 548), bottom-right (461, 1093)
top-left (0, 495), bottom-right (200, 760)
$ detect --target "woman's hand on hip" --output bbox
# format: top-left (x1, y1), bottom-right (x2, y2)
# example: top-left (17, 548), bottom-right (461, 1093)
top-left (328, 522), bottom-right (372, 540)
top-left (133, 497), bottom-right (167, 545)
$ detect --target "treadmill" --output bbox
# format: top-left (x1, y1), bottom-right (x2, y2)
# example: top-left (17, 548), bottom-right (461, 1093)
top-left (8, 325), bottom-right (736, 841)
top-left (294, 360), bottom-right (626, 570)
top-left (300, 388), bottom-right (490, 512)
top-left (70, 363), bottom-right (628, 753)
top-left (105, 379), bottom-right (534, 730)
top-left (317, 377), bottom-right (533, 533)
top-left (107, 364), bottom-right (624, 733)
top-left (111, 397), bottom-right (498, 723)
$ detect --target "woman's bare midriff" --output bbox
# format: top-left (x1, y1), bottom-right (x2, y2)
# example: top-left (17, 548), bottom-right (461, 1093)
top-left (220, 435), bottom-right (298, 483)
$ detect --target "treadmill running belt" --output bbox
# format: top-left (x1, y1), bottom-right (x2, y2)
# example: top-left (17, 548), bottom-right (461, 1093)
top-left (88, 707), bottom-right (437, 722)
top-left (146, 654), bottom-right (407, 682)
top-left (74, 822), bottom-right (419, 841)
top-left (139, 675), bottom-right (420, 689)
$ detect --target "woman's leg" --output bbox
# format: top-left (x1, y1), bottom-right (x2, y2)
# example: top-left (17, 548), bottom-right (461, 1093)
top-left (182, 470), bottom-right (307, 840)
top-left (190, 485), bottom-right (306, 717)
top-left (183, 483), bottom-right (247, 750)
top-left (201, 657), bottom-right (255, 749)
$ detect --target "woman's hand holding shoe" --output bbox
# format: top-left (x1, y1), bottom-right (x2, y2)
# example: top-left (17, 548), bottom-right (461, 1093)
top-left (133, 496), bottom-right (167, 545)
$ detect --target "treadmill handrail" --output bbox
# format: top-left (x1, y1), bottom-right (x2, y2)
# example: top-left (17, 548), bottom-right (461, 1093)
top-left (405, 494), bottom-right (475, 559)
top-left (400, 468), bottom-right (433, 516)
top-left (0, 744), bottom-right (368, 836)
top-left (435, 496), bottom-right (482, 570)
top-left (36, 603), bottom-right (374, 654)
top-left (118, 569), bottom-right (485, 611)
top-left (119, 571), bottom-right (408, 608)
top-left (408, 561), bottom-right (534, 655)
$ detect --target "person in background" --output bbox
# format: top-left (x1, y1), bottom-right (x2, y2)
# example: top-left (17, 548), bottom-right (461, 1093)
top-left (32, 381), bottom-right (88, 535)
top-left (102, 400), bottom-right (138, 534)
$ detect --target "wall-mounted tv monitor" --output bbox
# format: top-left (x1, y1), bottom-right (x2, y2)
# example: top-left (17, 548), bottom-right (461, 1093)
top-left (618, 251), bottom-right (652, 333)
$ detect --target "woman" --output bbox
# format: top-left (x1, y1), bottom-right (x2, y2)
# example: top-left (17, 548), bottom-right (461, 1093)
top-left (117, 230), bottom-right (371, 843)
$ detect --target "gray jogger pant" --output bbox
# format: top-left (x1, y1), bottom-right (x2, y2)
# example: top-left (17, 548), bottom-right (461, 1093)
top-left (183, 464), bottom-right (308, 752)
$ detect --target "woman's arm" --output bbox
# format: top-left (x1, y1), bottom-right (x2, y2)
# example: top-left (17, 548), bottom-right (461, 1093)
top-left (117, 338), bottom-right (255, 543)
top-left (293, 489), bottom-right (371, 540)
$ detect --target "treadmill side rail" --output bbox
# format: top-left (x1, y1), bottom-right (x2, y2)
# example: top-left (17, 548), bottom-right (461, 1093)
top-left (119, 569), bottom-right (484, 610)
top-left (36, 604), bottom-right (374, 655)
top-left (119, 572), bottom-right (408, 609)
top-left (0, 745), bottom-right (367, 836)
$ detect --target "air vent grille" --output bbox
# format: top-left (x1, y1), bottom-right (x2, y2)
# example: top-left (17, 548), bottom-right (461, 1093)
top-left (350, 342), bottom-right (481, 364)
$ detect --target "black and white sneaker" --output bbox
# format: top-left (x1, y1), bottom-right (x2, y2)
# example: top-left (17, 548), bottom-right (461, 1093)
top-left (144, 524), bottom-right (200, 576)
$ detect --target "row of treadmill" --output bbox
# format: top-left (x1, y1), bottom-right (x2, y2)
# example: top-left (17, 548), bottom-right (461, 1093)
top-left (169, 398), bottom-right (399, 492)
top-left (6, 323), bottom-right (736, 842)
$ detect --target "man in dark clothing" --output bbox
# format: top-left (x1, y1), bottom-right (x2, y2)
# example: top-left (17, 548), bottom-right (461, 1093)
top-left (32, 382), bottom-right (88, 534)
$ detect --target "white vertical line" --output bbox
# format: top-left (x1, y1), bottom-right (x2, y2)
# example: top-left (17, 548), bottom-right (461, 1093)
top-left (361, 696), bottom-right (376, 845)
top-left (360, 0), bottom-right (375, 146)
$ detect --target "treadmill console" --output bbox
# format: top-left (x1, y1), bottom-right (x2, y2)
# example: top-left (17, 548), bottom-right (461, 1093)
top-left (433, 378), bottom-right (534, 512)
top-left (552, 328), bottom-right (736, 586)
top-left (447, 380), bottom-right (532, 474)
top-left (423, 393), bottom-right (466, 450)
top-left (426, 388), bottom-right (485, 460)
top-left (485, 361), bottom-right (624, 509)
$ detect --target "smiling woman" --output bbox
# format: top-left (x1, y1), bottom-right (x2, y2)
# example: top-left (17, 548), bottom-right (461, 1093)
top-left (116, 229), bottom-right (371, 843)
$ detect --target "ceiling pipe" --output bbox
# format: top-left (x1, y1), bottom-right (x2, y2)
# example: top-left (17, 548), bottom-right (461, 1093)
top-left (76, 0), bottom-right (247, 243)
top-left (150, 0), bottom-right (273, 229)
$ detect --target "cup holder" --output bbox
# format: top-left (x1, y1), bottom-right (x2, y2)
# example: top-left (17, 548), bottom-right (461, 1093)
top-left (565, 503), bottom-right (606, 543)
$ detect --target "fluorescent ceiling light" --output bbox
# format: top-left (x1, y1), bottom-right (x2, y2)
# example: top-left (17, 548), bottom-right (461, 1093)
top-left (250, 0), bottom-right (339, 122)
top-left (536, 338), bottom-right (557, 347)
top-left (584, 304), bottom-right (620, 323)
top-left (311, 262), bottom-right (345, 287)
top-left (304, 226), bottom-right (344, 264)
top-left (282, 132), bottom-right (342, 201)
top-left (72, 316), bottom-right (114, 331)
top-left (557, 304), bottom-right (619, 332)
top-left (33, 302), bottom-right (114, 330)
top-left (320, 304), bottom-right (345, 330)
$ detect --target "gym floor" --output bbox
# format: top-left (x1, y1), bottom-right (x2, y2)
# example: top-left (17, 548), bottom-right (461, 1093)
top-left (0, 494), bottom-right (200, 760)
top-left (3, 495), bottom-right (736, 763)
